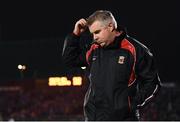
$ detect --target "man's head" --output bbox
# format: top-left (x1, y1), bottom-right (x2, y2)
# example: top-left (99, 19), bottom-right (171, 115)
top-left (86, 10), bottom-right (119, 47)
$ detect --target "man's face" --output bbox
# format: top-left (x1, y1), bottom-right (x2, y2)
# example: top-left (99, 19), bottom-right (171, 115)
top-left (89, 20), bottom-right (113, 47)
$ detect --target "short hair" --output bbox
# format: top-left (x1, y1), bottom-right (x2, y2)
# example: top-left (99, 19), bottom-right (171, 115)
top-left (86, 10), bottom-right (117, 29)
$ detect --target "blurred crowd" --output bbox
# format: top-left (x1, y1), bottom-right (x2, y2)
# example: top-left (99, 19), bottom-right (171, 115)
top-left (140, 85), bottom-right (180, 120)
top-left (0, 86), bottom-right (86, 121)
top-left (0, 83), bottom-right (180, 121)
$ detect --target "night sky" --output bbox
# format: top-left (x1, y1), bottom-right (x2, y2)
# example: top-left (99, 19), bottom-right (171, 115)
top-left (0, 0), bottom-right (179, 83)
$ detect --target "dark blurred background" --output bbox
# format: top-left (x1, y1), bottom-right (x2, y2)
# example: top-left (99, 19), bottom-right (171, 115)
top-left (0, 0), bottom-right (179, 82)
top-left (0, 0), bottom-right (180, 120)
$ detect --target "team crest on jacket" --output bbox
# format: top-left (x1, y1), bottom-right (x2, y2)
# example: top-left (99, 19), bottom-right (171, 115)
top-left (118, 56), bottom-right (125, 64)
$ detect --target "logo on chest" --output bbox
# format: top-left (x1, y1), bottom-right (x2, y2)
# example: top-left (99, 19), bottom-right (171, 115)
top-left (118, 56), bottom-right (125, 64)
top-left (92, 56), bottom-right (97, 61)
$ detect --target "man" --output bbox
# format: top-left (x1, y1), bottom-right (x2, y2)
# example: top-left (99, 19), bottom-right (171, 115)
top-left (62, 10), bottom-right (161, 120)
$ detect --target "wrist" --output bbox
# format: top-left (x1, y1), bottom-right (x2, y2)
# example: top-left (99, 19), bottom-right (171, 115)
top-left (73, 31), bottom-right (80, 36)
top-left (71, 33), bottom-right (81, 39)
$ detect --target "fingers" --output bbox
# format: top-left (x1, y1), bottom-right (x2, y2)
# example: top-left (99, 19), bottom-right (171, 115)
top-left (77, 18), bottom-right (87, 28)
top-left (73, 18), bottom-right (87, 36)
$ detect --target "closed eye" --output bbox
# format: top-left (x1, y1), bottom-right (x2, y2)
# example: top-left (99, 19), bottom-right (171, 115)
top-left (93, 30), bottom-right (100, 34)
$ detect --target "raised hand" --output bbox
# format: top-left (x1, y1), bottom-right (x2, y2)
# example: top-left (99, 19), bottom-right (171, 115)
top-left (73, 18), bottom-right (87, 36)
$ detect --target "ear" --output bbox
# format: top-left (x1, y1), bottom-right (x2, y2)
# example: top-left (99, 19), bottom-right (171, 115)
top-left (108, 23), bottom-right (114, 32)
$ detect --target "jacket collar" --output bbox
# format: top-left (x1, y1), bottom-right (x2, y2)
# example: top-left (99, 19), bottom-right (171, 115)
top-left (103, 26), bottom-right (127, 49)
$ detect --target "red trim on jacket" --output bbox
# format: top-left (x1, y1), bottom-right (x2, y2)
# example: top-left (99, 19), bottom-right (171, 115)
top-left (86, 44), bottom-right (99, 64)
top-left (128, 96), bottom-right (132, 112)
top-left (121, 39), bottom-right (136, 86)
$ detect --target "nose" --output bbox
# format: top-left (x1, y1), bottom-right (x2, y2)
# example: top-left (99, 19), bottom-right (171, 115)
top-left (93, 34), bottom-right (98, 41)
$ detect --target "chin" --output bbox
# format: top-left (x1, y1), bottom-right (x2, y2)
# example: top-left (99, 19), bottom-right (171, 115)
top-left (100, 42), bottom-right (106, 47)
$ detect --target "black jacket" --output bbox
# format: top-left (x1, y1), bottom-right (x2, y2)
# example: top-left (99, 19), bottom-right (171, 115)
top-left (62, 29), bottom-right (161, 120)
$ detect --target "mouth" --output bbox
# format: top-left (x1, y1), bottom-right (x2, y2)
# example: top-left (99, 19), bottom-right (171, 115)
top-left (92, 41), bottom-right (106, 47)
top-left (96, 40), bottom-right (103, 44)
top-left (99, 42), bottom-right (106, 47)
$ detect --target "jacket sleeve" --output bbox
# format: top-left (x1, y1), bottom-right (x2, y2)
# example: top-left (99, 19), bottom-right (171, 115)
top-left (135, 46), bottom-right (161, 109)
top-left (62, 33), bottom-right (88, 69)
